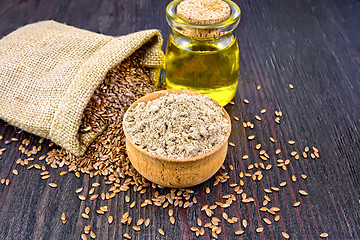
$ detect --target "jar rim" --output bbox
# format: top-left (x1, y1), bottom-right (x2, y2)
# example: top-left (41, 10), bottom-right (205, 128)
top-left (166, 0), bottom-right (241, 30)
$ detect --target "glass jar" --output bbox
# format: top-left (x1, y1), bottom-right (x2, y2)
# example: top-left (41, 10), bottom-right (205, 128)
top-left (165, 0), bottom-right (241, 106)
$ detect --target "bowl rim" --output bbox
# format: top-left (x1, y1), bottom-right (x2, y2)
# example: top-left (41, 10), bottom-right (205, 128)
top-left (123, 89), bottom-right (232, 163)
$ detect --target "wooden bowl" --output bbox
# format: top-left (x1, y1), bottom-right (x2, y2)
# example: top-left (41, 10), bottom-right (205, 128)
top-left (123, 89), bottom-right (231, 188)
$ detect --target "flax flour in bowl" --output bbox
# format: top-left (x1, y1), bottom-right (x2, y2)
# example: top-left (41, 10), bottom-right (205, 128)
top-left (123, 89), bottom-right (231, 188)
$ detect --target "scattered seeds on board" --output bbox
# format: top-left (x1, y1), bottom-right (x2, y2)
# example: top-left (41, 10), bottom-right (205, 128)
top-left (85, 207), bottom-right (90, 214)
top-left (320, 233), bottom-right (329, 238)
top-left (158, 228), bottom-right (165, 235)
top-left (137, 219), bottom-right (144, 226)
top-left (282, 232), bottom-right (290, 239)
top-left (145, 219), bottom-right (150, 227)
top-left (242, 219), bottom-right (248, 228)
top-left (263, 218), bottom-right (272, 225)
top-left (280, 182), bottom-right (287, 187)
top-left (132, 226), bottom-right (140, 231)
top-left (264, 189), bottom-right (272, 193)
top-left (271, 187), bottom-right (280, 192)
top-left (78, 195), bottom-right (86, 201)
top-left (90, 194), bottom-right (98, 201)
top-left (248, 135), bottom-right (255, 140)
top-left (41, 175), bottom-right (50, 180)
top-left (275, 117), bottom-right (281, 124)
top-left (61, 213), bottom-right (66, 224)
top-left (123, 233), bottom-right (131, 239)
top-left (299, 190), bottom-right (308, 196)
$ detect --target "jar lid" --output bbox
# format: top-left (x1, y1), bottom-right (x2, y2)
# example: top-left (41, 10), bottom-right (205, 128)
top-left (166, 0), bottom-right (241, 39)
top-left (177, 0), bottom-right (231, 25)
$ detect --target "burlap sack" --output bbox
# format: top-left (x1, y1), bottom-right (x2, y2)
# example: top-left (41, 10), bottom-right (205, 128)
top-left (0, 20), bottom-right (164, 156)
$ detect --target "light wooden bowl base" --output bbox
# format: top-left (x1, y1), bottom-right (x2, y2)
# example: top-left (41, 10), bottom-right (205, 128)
top-left (126, 138), bottom-right (228, 188)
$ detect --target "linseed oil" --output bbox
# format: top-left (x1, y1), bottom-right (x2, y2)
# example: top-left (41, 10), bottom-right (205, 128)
top-left (165, 0), bottom-right (241, 106)
top-left (165, 32), bottom-right (239, 106)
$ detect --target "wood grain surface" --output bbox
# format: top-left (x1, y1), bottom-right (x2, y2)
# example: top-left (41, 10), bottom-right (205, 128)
top-left (0, 0), bottom-right (359, 239)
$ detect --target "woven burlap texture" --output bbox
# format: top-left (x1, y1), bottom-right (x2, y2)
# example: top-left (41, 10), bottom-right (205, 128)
top-left (0, 20), bottom-right (164, 156)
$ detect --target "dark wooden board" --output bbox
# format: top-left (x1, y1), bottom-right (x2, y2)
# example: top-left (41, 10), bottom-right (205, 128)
top-left (0, 0), bottom-right (359, 239)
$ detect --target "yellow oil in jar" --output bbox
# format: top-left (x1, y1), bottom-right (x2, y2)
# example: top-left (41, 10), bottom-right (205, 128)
top-left (165, 33), bottom-right (239, 106)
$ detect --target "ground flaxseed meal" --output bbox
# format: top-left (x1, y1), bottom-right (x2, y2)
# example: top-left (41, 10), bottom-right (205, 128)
top-left (124, 93), bottom-right (229, 159)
